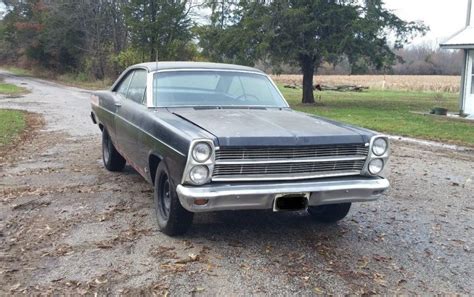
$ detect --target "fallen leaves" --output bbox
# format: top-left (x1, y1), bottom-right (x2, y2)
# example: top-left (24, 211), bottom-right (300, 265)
top-left (12, 199), bottom-right (51, 211)
top-left (150, 246), bottom-right (177, 259)
top-left (373, 272), bottom-right (387, 287)
top-left (175, 253), bottom-right (200, 265)
top-left (95, 226), bottom-right (154, 248)
top-left (357, 257), bottom-right (370, 269)
top-left (397, 279), bottom-right (407, 286)
top-left (41, 244), bottom-right (74, 257)
top-left (190, 287), bottom-right (205, 293)
top-left (94, 277), bottom-right (108, 285)
top-left (313, 287), bottom-right (325, 294)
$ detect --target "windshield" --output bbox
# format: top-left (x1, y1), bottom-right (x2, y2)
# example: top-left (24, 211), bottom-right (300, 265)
top-left (152, 71), bottom-right (287, 108)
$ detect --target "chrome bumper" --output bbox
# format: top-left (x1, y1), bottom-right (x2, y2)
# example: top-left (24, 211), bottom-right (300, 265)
top-left (177, 176), bottom-right (389, 213)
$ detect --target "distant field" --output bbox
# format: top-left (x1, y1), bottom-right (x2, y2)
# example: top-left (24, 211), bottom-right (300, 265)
top-left (271, 75), bottom-right (461, 93)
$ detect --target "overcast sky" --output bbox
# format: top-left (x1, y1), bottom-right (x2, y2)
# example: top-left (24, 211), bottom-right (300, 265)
top-left (384, 0), bottom-right (472, 47)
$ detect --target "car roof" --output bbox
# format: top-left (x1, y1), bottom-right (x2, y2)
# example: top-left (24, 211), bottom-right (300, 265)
top-left (132, 61), bottom-right (264, 73)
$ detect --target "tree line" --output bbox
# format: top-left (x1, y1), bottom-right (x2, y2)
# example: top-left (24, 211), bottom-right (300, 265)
top-left (270, 46), bottom-right (463, 76)
top-left (0, 0), bottom-right (200, 80)
top-left (0, 0), bottom-right (434, 103)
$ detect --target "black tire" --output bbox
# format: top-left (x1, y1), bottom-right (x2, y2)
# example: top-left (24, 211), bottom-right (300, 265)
top-left (154, 162), bottom-right (193, 236)
top-left (307, 203), bottom-right (352, 223)
top-left (102, 129), bottom-right (126, 172)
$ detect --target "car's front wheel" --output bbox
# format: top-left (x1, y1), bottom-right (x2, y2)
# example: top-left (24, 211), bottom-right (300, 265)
top-left (154, 162), bottom-right (193, 236)
top-left (307, 203), bottom-right (351, 223)
top-left (102, 129), bottom-right (126, 172)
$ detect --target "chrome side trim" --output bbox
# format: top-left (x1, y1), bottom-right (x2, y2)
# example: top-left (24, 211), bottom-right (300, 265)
top-left (176, 176), bottom-right (390, 212)
top-left (215, 155), bottom-right (367, 165)
top-left (212, 170), bottom-right (361, 182)
top-left (95, 105), bottom-right (185, 157)
top-left (151, 68), bottom-right (267, 75)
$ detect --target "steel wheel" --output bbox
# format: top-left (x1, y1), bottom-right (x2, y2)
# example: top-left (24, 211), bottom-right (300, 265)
top-left (153, 162), bottom-right (194, 236)
top-left (102, 134), bottom-right (110, 164)
top-left (158, 173), bottom-right (171, 220)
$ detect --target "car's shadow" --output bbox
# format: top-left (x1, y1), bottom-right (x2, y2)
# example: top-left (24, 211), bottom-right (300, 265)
top-left (187, 209), bottom-right (347, 241)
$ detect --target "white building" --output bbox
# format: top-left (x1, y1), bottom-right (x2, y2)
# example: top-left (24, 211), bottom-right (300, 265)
top-left (440, 0), bottom-right (474, 117)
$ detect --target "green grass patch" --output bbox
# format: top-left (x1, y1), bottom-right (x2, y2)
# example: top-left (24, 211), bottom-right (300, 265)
top-left (0, 81), bottom-right (29, 95)
top-left (279, 85), bottom-right (474, 146)
top-left (4, 66), bottom-right (33, 77)
top-left (56, 73), bottom-right (112, 90)
top-left (0, 109), bottom-right (26, 147)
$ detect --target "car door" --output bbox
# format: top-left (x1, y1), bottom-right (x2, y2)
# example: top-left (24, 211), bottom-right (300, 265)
top-left (105, 71), bottom-right (133, 152)
top-left (114, 69), bottom-right (148, 171)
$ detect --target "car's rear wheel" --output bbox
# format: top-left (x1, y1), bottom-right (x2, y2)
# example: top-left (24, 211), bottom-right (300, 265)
top-left (154, 162), bottom-right (193, 236)
top-left (102, 129), bottom-right (126, 172)
top-left (307, 203), bottom-right (351, 223)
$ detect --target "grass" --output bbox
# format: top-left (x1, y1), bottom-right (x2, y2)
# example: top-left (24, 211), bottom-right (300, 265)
top-left (0, 109), bottom-right (26, 147)
top-left (56, 73), bottom-right (112, 90)
top-left (4, 66), bottom-right (32, 77)
top-left (0, 81), bottom-right (29, 95)
top-left (279, 86), bottom-right (474, 146)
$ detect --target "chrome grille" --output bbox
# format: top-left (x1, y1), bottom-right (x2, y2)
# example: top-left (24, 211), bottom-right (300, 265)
top-left (215, 144), bottom-right (369, 160)
top-left (212, 144), bottom-right (368, 181)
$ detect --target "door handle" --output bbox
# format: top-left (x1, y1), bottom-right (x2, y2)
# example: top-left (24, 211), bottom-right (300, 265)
top-left (114, 102), bottom-right (122, 107)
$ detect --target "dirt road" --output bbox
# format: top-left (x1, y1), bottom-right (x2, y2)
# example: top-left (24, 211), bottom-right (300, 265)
top-left (1, 71), bottom-right (473, 295)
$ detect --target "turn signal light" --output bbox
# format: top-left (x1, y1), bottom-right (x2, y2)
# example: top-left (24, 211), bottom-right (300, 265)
top-left (194, 199), bottom-right (209, 206)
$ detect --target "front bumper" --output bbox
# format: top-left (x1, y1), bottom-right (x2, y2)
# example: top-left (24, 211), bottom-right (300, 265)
top-left (177, 176), bottom-right (389, 212)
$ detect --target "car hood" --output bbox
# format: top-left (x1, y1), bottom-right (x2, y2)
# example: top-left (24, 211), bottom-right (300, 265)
top-left (168, 107), bottom-right (371, 147)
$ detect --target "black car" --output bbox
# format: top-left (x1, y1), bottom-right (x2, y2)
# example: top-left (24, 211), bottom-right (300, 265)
top-left (91, 62), bottom-right (390, 236)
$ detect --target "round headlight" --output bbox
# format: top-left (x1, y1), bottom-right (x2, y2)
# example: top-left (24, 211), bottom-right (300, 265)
top-left (192, 143), bottom-right (212, 163)
top-left (368, 159), bottom-right (384, 175)
top-left (189, 165), bottom-right (210, 184)
top-left (372, 138), bottom-right (388, 156)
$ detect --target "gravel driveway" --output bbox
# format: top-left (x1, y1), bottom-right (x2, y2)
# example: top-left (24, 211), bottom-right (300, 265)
top-left (1, 71), bottom-right (473, 295)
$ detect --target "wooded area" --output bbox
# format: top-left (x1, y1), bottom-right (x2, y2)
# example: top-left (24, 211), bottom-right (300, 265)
top-left (0, 0), bottom-right (460, 103)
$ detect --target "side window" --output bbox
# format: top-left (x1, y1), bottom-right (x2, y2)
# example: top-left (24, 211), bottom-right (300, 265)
top-left (127, 70), bottom-right (147, 104)
top-left (116, 72), bottom-right (133, 97)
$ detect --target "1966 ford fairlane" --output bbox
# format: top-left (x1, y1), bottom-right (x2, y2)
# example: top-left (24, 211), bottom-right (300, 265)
top-left (90, 62), bottom-right (390, 236)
